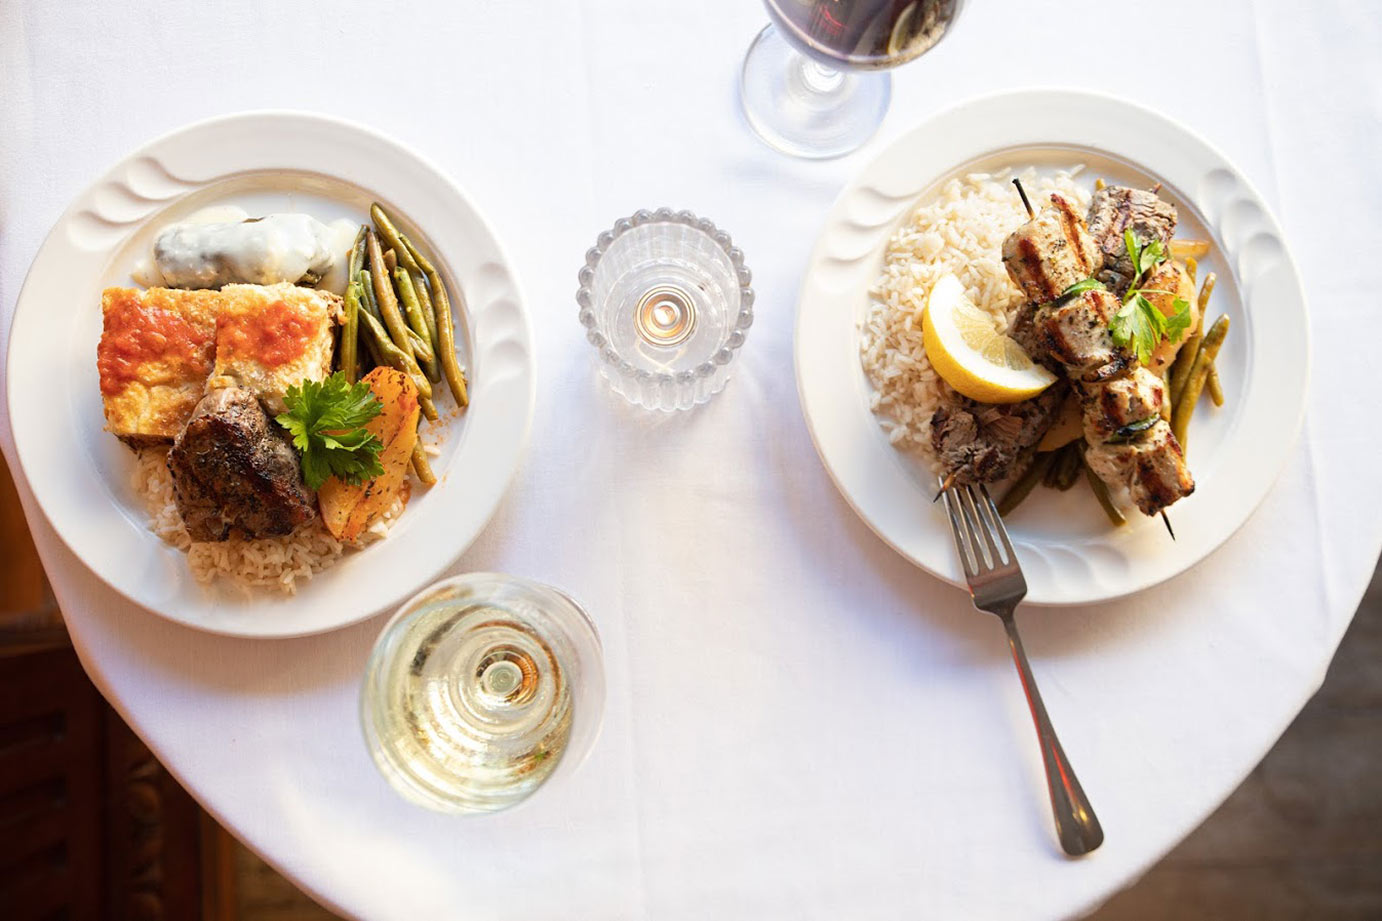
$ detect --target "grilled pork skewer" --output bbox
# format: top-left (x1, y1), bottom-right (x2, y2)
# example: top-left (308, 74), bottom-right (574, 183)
top-left (1002, 187), bottom-right (1194, 517)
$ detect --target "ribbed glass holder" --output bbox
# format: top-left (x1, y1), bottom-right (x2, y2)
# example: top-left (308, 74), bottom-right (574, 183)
top-left (577, 208), bottom-right (754, 411)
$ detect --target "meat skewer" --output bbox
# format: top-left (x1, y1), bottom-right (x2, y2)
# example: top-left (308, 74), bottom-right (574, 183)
top-left (1002, 180), bottom-right (1195, 523)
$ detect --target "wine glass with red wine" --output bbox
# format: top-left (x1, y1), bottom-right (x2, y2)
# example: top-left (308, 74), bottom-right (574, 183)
top-left (741, 0), bottom-right (964, 159)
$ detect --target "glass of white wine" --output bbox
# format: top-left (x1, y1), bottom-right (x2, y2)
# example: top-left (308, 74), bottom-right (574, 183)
top-left (360, 573), bottom-right (605, 814)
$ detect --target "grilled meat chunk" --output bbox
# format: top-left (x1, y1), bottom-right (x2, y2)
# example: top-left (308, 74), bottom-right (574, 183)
top-left (167, 387), bottom-right (316, 542)
top-left (1085, 419), bottom-right (1194, 516)
top-left (1082, 368), bottom-right (1166, 441)
top-left (1007, 301), bottom-right (1052, 369)
top-left (1086, 186), bottom-right (1178, 294)
top-left (997, 180), bottom-right (1195, 518)
top-left (1034, 289), bottom-right (1132, 382)
top-left (931, 383), bottom-right (1068, 485)
top-left (1001, 193), bottom-right (1102, 304)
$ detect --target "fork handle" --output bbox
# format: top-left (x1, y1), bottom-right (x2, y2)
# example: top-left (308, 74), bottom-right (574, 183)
top-left (1001, 612), bottom-right (1104, 856)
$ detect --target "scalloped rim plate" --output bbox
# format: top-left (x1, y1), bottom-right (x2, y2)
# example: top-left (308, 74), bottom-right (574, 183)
top-left (6, 112), bottom-right (535, 637)
top-left (794, 89), bottom-right (1309, 606)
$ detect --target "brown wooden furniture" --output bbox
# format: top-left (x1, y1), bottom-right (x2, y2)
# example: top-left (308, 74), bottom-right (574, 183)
top-left (0, 451), bottom-right (236, 921)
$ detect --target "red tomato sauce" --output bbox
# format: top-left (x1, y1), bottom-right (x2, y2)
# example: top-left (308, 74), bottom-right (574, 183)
top-left (216, 300), bottom-right (320, 367)
top-left (98, 297), bottom-right (213, 396)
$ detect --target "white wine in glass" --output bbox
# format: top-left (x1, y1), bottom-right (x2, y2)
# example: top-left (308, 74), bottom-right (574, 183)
top-left (360, 574), bottom-right (604, 814)
top-left (741, 0), bottom-right (965, 159)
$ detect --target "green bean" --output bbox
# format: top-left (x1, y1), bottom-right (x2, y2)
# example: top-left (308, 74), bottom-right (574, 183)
top-left (998, 453), bottom-right (1054, 516)
top-left (410, 268), bottom-right (440, 363)
top-left (1207, 364), bottom-right (1225, 407)
top-left (401, 232), bottom-right (468, 407)
top-left (1053, 445), bottom-right (1082, 491)
top-left (1171, 315), bottom-right (1230, 448)
top-left (357, 269), bottom-right (381, 320)
top-left (1185, 256), bottom-right (1198, 286)
top-left (365, 230), bottom-right (413, 356)
top-left (1042, 446), bottom-right (1066, 488)
top-left (1083, 460), bottom-right (1126, 526)
top-left (341, 280), bottom-right (361, 383)
top-left (1196, 271), bottom-right (1217, 316)
top-left (1169, 271), bottom-right (1216, 403)
top-left (358, 305), bottom-right (436, 410)
top-left (370, 203), bottom-right (422, 273)
top-left (405, 328), bottom-right (440, 383)
top-left (1168, 332), bottom-right (1201, 406)
top-left (347, 225), bottom-right (367, 281)
top-left (384, 248), bottom-right (397, 275)
top-left (395, 267), bottom-right (440, 382)
top-left (411, 444), bottom-right (437, 486)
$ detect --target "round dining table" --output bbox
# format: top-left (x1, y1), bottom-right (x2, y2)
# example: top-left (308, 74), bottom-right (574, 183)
top-left (2, 1), bottom-right (1378, 919)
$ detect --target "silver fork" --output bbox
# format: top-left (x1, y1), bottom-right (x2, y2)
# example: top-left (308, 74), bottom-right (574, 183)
top-left (940, 478), bottom-right (1104, 856)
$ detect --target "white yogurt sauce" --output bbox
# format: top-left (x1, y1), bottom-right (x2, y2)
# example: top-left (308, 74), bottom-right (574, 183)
top-left (134, 209), bottom-right (357, 293)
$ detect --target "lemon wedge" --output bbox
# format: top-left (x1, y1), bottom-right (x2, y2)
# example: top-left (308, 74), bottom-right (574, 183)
top-left (921, 273), bottom-right (1057, 404)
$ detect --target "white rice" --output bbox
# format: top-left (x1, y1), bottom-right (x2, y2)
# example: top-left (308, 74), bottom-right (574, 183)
top-left (860, 167), bottom-right (1091, 468)
top-left (131, 447), bottom-right (401, 594)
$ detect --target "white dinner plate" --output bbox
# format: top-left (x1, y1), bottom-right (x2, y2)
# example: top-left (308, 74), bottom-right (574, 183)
top-left (795, 89), bottom-right (1309, 606)
top-left (7, 112), bottom-right (534, 637)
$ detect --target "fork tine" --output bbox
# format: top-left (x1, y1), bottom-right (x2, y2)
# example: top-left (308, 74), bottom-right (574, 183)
top-left (939, 477), bottom-right (979, 579)
top-left (958, 485), bottom-right (998, 570)
top-left (975, 485), bottom-right (1013, 565)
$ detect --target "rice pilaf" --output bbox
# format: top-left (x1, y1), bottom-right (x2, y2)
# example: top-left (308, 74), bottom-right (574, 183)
top-left (132, 447), bottom-right (400, 594)
top-left (860, 167), bottom-right (1090, 469)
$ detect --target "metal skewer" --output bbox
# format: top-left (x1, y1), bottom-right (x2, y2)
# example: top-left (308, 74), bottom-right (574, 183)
top-left (933, 471), bottom-right (958, 502)
top-left (1012, 177), bottom-right (1036, 219)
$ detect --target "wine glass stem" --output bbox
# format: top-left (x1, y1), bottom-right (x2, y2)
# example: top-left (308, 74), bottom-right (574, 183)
top-left (799, 58), bottom-right (844, 94)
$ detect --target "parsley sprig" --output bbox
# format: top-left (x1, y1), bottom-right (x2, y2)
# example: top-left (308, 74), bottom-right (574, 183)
top-left (1061, 229), bottom-right (1192, 366)
top-left (276, 372), bottom-right (385, 490)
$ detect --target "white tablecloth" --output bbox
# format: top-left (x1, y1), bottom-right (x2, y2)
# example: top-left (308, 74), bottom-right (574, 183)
top-left (3, 2), bottom-right (1379, 919)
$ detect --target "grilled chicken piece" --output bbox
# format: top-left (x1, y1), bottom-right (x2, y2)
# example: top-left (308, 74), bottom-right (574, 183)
top-left (1034, 289), bottom-right (1132, 382)
top-left (167, 387), bottom-right (316, 541)
top-left (1085, 419), bottom-right (1194, 516)
top-left (1001, 193), bottom-right (1102, 304)
top-left (999, 181), bottom-right (1196, 518)
top-left (1086, 186), bottom-right (1178, 294)
top-left (931, 383), bottom-right (1067, 485)
top-left (1082, 368), bottom-right (1167, 441)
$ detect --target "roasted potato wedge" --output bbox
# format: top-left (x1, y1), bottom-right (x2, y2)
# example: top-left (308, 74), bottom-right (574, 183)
top-left (1142, 260), bottom-right (1198, 375)
top-left (1036, 391), bottom-right (1083, 451)
top-left (318, 367), bottom-right (420, 541)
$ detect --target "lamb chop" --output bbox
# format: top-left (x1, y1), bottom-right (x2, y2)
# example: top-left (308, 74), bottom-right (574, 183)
top-left (167, 387), bottom-right (316, 541)
top-left (1002, 187), bottom-right (1194, 517)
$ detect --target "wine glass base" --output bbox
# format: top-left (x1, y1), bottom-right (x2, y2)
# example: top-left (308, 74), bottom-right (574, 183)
top-left (739, 23), bottom-right (891, 160)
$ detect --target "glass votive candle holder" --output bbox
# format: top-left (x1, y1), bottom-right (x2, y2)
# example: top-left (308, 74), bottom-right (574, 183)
top-left (576, 208), bottom-right (754, 411)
